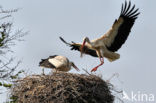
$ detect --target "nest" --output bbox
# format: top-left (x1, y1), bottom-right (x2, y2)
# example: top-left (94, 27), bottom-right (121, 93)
top-left (11, 72), bottom-right (114, 103)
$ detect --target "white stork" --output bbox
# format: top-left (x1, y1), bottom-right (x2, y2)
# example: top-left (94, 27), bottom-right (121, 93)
top-left (39, 55), bottom-right (79, 73)
top-left (60, 1), bottom-right (140, 72)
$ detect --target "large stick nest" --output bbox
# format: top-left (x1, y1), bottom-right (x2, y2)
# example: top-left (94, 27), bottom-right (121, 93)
top-left (11, 72), bottom-right (114, 103)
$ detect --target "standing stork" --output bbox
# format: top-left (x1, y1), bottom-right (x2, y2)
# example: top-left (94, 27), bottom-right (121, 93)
top-left (39, 55), bottom-right (79, 74)
top-left (60, 1), bottom-right (140, 72)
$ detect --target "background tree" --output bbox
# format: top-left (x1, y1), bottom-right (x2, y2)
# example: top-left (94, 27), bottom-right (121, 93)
top-left (0, 6), bottom-right (27, 90)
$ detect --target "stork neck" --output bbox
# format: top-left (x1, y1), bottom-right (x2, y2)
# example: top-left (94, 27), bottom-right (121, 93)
top-left (85, 37), bottom-right (91, 44)
top-left (85, 37), bottom-right (95, 47)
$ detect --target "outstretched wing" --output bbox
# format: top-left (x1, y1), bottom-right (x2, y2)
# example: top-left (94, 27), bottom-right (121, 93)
top-left (104, 1), bottom-right (140, 52)
top-left (59, 37), bottom-right (98, 57)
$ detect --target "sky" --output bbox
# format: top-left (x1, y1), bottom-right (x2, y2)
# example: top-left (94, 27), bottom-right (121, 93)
top-left (0, 0), bottom-right (156, 103)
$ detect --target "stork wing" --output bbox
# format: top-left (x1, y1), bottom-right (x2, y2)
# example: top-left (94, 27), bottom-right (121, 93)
top-left (48, 58), bottom-right (65, 68)
top-left (59, 37), bottom-right (98, 57)
top-left (39, 59), bottom-right (56, 68)
top-left (104, 1), bottom-right (140, 52)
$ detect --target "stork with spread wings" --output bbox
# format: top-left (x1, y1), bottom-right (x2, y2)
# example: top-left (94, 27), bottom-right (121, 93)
top-left (60, 1), bottom-right (140, 72)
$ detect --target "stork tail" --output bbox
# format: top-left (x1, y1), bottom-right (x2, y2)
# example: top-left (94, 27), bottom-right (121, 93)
top-left (39, 59), bottom-right (56, 68)
top-left (39, 59), bottom-right (47, 67)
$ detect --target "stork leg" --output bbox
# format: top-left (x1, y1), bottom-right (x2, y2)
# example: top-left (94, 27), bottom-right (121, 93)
top-left (91, 57), bottom-right (104, 72)
top-left (42, 68), bottom-right (45, 75)
top-left (91, 48), bottom-right (104, 72)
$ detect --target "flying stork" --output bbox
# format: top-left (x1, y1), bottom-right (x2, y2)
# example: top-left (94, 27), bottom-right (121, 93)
top-left (39, 55), bottom-right (79, 74)
top-left (60, 1), bottom-right (140, 72)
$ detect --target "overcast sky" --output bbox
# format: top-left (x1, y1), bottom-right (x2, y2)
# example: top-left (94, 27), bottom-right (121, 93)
top-left (0, 0), bottom-right (156, 103)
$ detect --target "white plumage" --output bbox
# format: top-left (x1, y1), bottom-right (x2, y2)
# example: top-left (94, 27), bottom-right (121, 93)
top-left (60, 1), bottom-right (140, 72)
top-left (39, 55), bottom-right (79, 73)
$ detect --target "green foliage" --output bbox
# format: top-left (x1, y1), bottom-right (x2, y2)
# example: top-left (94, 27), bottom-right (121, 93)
top-left (3, 83), bottom-right (12, 88)
top-left (9, 95), bottom-right (18, 103)
top-left (10, 70), bottom-right (24, 79)
top-left (0, 70), bottom-right (25, 88)
top-left (0, 82), bottom-right (12, 88)
top-left (0, 6), bottom-right (27, 103)
top-left (5, 95), bottom-right (18, 103)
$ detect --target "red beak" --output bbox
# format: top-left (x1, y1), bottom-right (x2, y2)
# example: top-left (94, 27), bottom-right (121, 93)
top-left (80, 40), bottom-right (86, 57)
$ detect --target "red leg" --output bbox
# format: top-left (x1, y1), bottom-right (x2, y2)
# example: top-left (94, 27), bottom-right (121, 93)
top-left (91, 57), bottom-right (104, 72)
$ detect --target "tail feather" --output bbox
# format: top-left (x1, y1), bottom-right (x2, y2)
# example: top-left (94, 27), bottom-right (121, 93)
top-left (106, 54), bottom-right (120, 62)
top-left (39, 59), bottom-right (55, 68)
top-left (39, 59), bottom-right (46, 66)
top-left (107, 58), bottom-right (117, 62)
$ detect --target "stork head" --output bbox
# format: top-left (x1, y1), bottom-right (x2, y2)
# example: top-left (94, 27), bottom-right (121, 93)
top-left (70, 62), bottom-right (80, 71)
top-left (80, 37), bottom-right (89, 57)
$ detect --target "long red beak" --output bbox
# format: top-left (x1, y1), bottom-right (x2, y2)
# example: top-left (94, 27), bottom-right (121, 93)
top-left (80, 40), bottom-right (86, 57)
top-left (72, 63), bottom-right (80, 71)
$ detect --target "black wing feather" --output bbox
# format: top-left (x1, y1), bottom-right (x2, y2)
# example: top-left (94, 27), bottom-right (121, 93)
top-left (49, 55), bottom-right (58, 59)
top-left (106, 1), bottom-right (140, 52)
top-left (39, 58), bottom-right (56, 68)
top-left (59, 37), bottom-right (98, 57)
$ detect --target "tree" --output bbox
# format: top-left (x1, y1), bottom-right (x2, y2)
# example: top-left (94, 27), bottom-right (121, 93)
top-left (0, 6), bottom-right (27, 90)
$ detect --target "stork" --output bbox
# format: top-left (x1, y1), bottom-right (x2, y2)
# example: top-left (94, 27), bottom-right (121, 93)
top-left (39, 55), bottom-right (79, 74)
top-left (60, 1), bottom-right (140, 72)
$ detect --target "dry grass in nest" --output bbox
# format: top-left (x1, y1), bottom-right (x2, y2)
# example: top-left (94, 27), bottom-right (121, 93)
top-left (11, 72), bottom-right (114, 103)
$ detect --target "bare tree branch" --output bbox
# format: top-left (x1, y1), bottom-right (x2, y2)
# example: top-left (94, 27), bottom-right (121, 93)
top-left (0, 6), bottom-right (26, 88)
